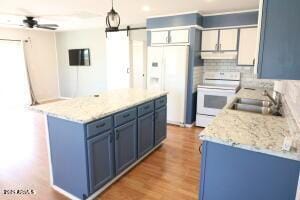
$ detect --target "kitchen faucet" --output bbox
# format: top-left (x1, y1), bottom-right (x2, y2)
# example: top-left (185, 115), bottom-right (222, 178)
top-left (262, 90), bottom-right (282, 116)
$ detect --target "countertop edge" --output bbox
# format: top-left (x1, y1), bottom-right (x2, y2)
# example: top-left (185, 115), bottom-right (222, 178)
top-left (30, 92), bottom-right (168, 124)
top-left (198, 88), bottom-right (300, 162)
top-left (199, 135), bottom-right (300, 162)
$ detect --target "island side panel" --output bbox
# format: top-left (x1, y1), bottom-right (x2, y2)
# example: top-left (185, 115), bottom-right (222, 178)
top-left (47, 116), bottom-right (89, 199)
top-left (200, 141), bottom-right (300, 200)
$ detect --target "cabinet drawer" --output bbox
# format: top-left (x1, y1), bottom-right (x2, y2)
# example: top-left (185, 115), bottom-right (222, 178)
top-left (155, 96), bottom-right (167, 109)
top-left (87, 117), bottom-right (112, 138)
top-left (114, 108), bottom-right (137, 127)
top-left (138, 101), bottom-right (154, 117)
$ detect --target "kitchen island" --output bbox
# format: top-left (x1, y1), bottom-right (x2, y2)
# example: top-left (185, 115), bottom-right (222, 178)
top-left (199, 88), bottom-right (300, 200)
top-left (32, 89), bottom-right (168, 200)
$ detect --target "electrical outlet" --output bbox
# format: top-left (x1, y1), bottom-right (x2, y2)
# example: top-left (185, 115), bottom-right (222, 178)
top-left (282, 137), bottom-right (293, 151)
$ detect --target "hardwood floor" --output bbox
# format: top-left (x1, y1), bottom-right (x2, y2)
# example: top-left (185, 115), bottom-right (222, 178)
top-left (0, 108), bottom-right (203, 200)
top-left (100, 125), bottom-right (203, 200)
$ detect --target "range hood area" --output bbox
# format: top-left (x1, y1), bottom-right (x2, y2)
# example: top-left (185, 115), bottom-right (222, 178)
top-left (200, 51), bottom-right (238, 60)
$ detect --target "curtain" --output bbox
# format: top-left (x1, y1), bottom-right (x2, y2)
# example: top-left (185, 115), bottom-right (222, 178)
top-left (22, 39), bottom-right (39, 105)
top-left (0, 39), bottom-right (34, 108)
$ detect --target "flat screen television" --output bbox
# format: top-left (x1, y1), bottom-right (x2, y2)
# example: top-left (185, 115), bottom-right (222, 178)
top-left (68, 48), bottom-right (90, 66)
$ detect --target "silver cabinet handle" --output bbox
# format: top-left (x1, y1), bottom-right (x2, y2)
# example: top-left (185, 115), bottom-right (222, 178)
top-left (199, 143), bottom-right (203, 154)
top-left (253, 58), bottom-right (255, 65)
top-left (215, 44), bottom-right (218, 50)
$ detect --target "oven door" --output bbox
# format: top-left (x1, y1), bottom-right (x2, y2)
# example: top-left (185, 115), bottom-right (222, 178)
top-left (197, 88), bottom-right (235, 116)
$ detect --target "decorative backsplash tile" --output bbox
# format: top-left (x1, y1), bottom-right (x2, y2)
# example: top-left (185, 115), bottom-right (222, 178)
top-left (202, 59), bottom-right (274, 89)
top-left (193, 67), bottom-right (203, 92)
top-left (276, 80), bottom-right (300, 130)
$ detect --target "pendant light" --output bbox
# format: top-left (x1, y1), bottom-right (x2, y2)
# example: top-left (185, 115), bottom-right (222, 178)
top-left (106, 0), bottom-right (120, 31)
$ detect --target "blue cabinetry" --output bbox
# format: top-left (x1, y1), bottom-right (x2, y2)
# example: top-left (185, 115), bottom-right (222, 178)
top-left (199, 141), bottom-right (300, 200)
top-left (155, 106), bottom-right (167, 145)
top-left (138, 112), bottom-right (154, 157)
top-left (87, 130), bottom-right (114, 193)
top-left (258, 0), bottom-right (300, 80)
top-left (114, 120), bottom-right (137, 174)
top-left (47, 95), bottom-right (167, 199)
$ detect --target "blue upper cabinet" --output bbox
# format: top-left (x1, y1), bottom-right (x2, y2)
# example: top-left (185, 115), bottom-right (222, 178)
top-left (257, 0), bottom-right (300, 80)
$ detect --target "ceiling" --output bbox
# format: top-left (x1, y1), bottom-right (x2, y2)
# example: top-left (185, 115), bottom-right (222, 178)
top-left (0, 0), bottom-right (259, 31)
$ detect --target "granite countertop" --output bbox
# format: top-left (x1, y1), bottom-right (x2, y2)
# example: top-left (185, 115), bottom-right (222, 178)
top-left (199, 88), bottom-right (300, 161)
top-left (31, 89), bottom-right (168, 124)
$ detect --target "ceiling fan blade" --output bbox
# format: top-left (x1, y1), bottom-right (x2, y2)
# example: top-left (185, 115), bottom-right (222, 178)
top-left (38, 24), bottom-right (59, 27)
top-left (36, 25), bottom-right (57, 30)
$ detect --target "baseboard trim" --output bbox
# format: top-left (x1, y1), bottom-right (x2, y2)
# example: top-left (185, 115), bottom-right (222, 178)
top-left (184, 123), bottom-right (195, 128)
top-left (167, 122), bottom-right (195, 128)
top-left (59, 96), bottom-right (72, 100)
top-left (52, 185), bottom-right (81, 200)
top-left (52, 141), bottom-right (165, 200)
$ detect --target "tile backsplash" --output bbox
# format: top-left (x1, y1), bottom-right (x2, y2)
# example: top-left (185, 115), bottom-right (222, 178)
top-left (202, 59), bottom-right (274, 89)
top-left (275, 80), bottom-right (300, 131)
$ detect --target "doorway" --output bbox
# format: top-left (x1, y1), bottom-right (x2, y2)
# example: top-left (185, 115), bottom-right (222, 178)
top-left (131, 40), bottom-right (147, 89)
top-left (106, 32), bottom-right (130, 90)
top-left (106, 30), bottom-right (148, 91)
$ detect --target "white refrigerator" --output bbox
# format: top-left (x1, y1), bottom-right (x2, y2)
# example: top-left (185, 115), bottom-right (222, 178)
top-left (147, 45), bottom-right (189, 125)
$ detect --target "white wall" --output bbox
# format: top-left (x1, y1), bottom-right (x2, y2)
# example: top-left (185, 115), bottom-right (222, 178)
top-left (55, 28), bottom-right (107, 97)
top-left (0, 28), bottom-right (60, 101)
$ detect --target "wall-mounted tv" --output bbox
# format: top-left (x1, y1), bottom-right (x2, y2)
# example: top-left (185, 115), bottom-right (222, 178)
top-left (68, 48), bottom-right (90, 66)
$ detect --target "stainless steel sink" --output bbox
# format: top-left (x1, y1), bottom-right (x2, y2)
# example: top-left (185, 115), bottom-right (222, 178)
top-left (231, 103), bottom-right (272, 115)
top-left (230, 98), bottom-right (273, 115)
top-left (235, 98), bottom-right (272, 107)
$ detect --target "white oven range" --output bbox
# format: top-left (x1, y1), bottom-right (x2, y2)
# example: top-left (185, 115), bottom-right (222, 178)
top-left (196, 72), bottom-right (241, 127)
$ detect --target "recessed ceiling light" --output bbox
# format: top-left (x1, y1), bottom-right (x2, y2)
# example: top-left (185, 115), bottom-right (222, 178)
top-left (142, 5), bottom-right (150, 12)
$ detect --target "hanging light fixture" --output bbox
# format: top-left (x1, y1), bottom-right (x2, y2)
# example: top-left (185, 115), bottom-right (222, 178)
top-left (106, 0), bottom-right (120, 31)
top-left (104, 0), bottom-right (146, 37)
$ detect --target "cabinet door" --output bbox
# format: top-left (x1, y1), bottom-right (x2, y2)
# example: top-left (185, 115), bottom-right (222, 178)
top-left (151, 31), bottom-right (169, 44)
top-left (115, 120), bottom-right (137, 174)
top-left (258, 0), bottom-right (300, 80)
top-left (169, 29), bottom-right (189, 43)
top-left (238, 28), bottom-right (258, 66)
top-left (219, 29), bottom-right (238, 51)
top-left (138, 112), bottom-right (154, 158)
top-left (201, 30), bottom-right (219, 51)
top-left (87, 131), bottom-right (114, 193)
top-left (155, 106), bottom-right (167, 145)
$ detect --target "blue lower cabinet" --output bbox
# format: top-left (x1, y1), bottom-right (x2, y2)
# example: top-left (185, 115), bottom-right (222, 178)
top-left (138, 112), bottom-right (154, 158)
top-left (87, 131), bottom-right (114, 193)
top-left (114, 120), bottom-right (137, 174)
top-left (47, 97), bottom-right (167, 199)
top-left (155, 106), bottom-right (167, 145)
top-left (199, 141), bottom-right (300, 200)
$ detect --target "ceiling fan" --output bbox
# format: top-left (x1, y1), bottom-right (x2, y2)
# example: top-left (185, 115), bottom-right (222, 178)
top-left (22, 16), bottom-right (58, 30)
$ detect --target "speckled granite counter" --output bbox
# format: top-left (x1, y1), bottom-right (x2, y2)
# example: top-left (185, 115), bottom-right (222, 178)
top-left (199, 88), bottom-right (300, 161)
top-left (31, 89), bottom-right (168, 124)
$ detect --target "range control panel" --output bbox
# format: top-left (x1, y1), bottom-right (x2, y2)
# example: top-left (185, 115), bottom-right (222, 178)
top-left (204, 72), bottom-right (241, 81)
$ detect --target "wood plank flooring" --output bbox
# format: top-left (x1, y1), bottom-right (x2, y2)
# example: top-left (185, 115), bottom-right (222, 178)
top-left (0, 108), bottom-right (203, 200)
